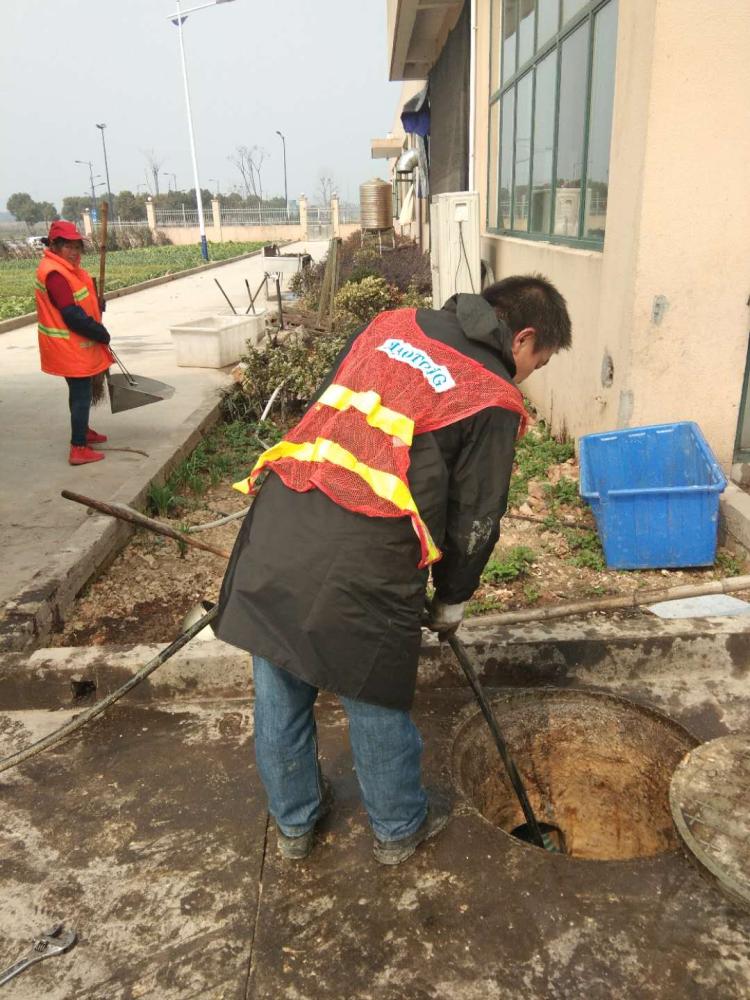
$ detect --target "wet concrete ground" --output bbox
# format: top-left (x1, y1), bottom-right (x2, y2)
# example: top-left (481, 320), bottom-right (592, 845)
top-left (2, 641), bottom-right (750, 1000)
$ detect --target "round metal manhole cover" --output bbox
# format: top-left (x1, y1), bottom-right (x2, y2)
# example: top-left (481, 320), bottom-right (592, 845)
top-left (670, 734), bottom-right (750, 912)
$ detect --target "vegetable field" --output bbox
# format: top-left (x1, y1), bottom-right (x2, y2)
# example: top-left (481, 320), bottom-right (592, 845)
top-left (0, 241), bottom-right (265, 320)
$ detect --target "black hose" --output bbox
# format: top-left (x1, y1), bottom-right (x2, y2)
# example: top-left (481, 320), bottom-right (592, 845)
top-left (0, 606), bottom-right (219, 775)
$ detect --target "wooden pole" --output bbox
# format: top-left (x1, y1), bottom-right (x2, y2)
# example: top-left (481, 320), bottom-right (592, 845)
top-left (61, 490), bottom-right (231, 559)
top-left (469, 575), bottom-right (750, 629)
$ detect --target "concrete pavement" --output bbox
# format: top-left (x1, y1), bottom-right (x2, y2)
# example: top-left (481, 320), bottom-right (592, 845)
top-left (0, 241), bottom-right (328, 650)
top-left (1, 623), bottom-right (749, 998)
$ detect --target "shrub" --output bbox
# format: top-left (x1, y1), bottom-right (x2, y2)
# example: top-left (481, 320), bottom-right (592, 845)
top-left (221, 327), bottom-right (349, 423)
top-left (334, 276), bottom-right (399, 323)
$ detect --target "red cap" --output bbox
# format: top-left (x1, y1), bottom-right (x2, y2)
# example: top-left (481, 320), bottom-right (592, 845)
top-left (48, 220), bottom-right (84, 242)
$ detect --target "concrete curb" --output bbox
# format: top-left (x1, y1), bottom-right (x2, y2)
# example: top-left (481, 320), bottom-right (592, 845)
top-left (0, 245), bottom-right (276, 336)
top-left (3, 612), bottom-right (749, 708)
top-left (0, 393), bottom-right (223, 654)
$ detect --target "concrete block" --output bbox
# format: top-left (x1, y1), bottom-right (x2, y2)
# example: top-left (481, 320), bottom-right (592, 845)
top-left (170, 312), bottom-right (267, 368)
top-left (720, 482), bottom-right (750, 552)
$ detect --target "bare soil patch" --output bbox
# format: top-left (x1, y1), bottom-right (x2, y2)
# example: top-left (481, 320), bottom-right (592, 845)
top-left (52, 428), bottom-right (745, 648)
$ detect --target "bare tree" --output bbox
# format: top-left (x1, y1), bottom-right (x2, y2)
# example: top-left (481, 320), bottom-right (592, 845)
top-left (143, 149), bottom-right (166, 197)
top-left (229, 145), bottom-right (268, 205)
top-left (316, 172), bottom-right (336, 206)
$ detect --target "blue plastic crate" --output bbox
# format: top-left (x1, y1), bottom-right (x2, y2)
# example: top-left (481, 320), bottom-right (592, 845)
top-left (579, 422), bottom-right (727, 569)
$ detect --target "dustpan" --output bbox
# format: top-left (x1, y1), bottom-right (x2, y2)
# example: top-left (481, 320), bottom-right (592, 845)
top-left (107, 348), bottom-right (175, 414)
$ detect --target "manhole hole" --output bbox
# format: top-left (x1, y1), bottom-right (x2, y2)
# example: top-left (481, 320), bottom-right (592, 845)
top-left (451, 688), bottom-right (698, 861)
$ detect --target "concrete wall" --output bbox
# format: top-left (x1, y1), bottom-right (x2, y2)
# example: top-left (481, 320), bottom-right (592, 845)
top-left (474, 0), bottom-right (750, 468)
top-left (160, 224), bottom-right (304, 246)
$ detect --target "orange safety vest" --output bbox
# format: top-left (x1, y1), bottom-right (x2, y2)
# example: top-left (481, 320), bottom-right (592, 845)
top-left (35, 250), bottom-right (113, 378)
top-left (235, 309), bottom-right (528, 568)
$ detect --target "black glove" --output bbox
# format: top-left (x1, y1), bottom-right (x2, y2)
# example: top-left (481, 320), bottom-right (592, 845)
top-left (60, 305), bottom-right (111, 345)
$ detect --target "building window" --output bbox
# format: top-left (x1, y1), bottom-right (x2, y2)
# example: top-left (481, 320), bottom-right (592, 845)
top-left (488, 0), bottom-right (618, 246)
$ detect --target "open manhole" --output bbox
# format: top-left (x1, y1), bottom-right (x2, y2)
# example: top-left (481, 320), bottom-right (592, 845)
top-left (452, 688), bottom-right (698, 861)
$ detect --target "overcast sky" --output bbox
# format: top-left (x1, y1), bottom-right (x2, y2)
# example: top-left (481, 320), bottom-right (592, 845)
top-left (1, 0), bottom-right (403, 210)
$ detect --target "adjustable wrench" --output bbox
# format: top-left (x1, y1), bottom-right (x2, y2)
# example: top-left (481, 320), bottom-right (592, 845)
top-left (0, 923), bottom-right (77, 987)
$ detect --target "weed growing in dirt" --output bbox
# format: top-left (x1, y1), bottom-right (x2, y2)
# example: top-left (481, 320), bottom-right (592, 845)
top-left (563, 527), bottom-right (606, 571)
top-left (508, 423), bottom-right (575, 508)
top-left (147, 481), bottom-right (178, 517)
top-left (544, 477), bottom-right (580, 508)
top-left (481, 546), bottom-right (536, 583)
top-left (715, 549), bottom-right (745, 577)
top-left (466, 594), bottom-right (504, 615)
top-left (151, 420), bottom-right (283, 513)
top-left (523, 583), bottom-right (541, 603)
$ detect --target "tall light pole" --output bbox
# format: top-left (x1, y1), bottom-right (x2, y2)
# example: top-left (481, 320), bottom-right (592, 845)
top-left (163, 172), bottom-right (177, 192)
top-left (167, 0), bottom-right (237, 260)
top-left (75, 159), bottom-right (98, 215)
top-left (275, 130), bottom-right (288, 219)
top-left (209, 178), bottom-right (220, 196)
top-left (95, 124), bottom-right (113, 216)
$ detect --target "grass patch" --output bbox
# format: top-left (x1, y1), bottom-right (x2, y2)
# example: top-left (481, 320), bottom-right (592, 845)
top-left (563, 527), bottom-right (606, 571)
top-left (466, 594), bottom-right (505, 616)
top-left (147, 418), bottom-right (281, 516)
top-left (0, 241), bottom-right (265, 319)
top-left (715, 549), bottom-right (745, 577)
top-left (508, 422), bottom-right (575, 509)
top-left (481, 545), bottom-right (536, 583)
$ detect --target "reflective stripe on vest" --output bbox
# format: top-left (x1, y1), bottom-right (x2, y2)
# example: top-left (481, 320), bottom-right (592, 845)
top-left (317, 384), bottom-right (415, 445)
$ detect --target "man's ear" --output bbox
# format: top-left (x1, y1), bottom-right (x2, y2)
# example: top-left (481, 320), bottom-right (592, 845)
top-left (512, 327), bottom-right (536, 351)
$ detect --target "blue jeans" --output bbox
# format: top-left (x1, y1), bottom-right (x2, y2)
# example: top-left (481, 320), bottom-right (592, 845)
top-left (252, 655), bottom-right (428, 841)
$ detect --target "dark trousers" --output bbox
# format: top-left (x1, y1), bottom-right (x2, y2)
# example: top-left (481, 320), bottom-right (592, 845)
top-left (65, 376), bottom-right (92, 446)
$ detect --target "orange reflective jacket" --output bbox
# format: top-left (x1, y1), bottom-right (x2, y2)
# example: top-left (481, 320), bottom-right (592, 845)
top-left (35, 250), bottom-right (112, 378)
top-left (235, 308), bottom-right (528, 568)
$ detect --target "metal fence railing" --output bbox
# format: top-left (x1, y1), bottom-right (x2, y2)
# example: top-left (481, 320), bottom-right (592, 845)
top-left (219, 208), bottom-right (300, 226)
top-left (154, 207), bottom-right (303, 227)
top-left (109, 219), bottom-right (149, 228)
top-left (339, 205), bottom-right (361, 224)
top-left (155, 209), bottom-right (213, 227)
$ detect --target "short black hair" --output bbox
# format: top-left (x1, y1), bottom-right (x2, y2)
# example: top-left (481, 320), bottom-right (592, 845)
top-left (482, 273), bottom-right (572, 352)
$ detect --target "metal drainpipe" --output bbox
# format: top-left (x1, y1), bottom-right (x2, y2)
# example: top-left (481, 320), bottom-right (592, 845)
top-left (468, 0), bottom-right (477, 192)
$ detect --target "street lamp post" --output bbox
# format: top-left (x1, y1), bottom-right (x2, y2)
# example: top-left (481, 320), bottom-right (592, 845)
top-left (209, 178), bottom-right (220, 196)
top-left (75, 159), bottom-right (98, 215)
top-left (163, 172), bottom-right (177, 192)
top-left (275, 130), bottom-right (288, 219)
top-left (95, 124), bottom-right (113, 216)
top-left (167, 0), bottom-right (236, 261)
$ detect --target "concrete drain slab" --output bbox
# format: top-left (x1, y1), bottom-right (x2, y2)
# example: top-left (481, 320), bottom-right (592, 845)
top-left (251, 692), bottom-right (750, 1000)
top-left (1, 686), bottom-right (749, 998)
top-left (0, 701), bottom-right (264, 999)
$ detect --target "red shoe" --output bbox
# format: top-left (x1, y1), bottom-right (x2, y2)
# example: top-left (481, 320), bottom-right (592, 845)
top-left (86, 428), bottom-right (108, 444)
top-left (69, 445), bottom-right (105, 465)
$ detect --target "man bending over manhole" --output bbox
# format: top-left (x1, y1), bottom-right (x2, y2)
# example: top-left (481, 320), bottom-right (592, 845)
top-left (215, 275), bottom-right (572, 865)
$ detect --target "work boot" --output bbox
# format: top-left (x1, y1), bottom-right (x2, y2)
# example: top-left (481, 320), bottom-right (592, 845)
top-left (86, 428), bottom-right (108, 444)
top-left (69, 445), bottom-right (105, 465)
top-left (373, 788), bottom-right (453, 866)
top-left (276, 777), bottom-right (334, 861)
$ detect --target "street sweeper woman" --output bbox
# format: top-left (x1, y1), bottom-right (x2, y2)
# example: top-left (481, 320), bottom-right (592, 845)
top-left (35, 220), bottom-right (113, 465)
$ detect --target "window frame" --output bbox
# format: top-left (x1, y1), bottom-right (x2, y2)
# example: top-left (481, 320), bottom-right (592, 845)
top-left (487, 0), bottom-right (616, 249)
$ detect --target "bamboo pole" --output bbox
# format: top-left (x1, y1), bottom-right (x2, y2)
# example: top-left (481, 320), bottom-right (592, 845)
top-left (61, 490), bottom-right (231, 560)
top-left (468, 575), bottom-right (750, 629)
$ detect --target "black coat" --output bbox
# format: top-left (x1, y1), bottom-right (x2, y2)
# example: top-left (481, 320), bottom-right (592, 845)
top-left (215, 294), bottom-right (520, 710)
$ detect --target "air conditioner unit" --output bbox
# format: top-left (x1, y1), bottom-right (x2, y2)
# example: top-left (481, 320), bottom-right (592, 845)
top-left (430, 191), bottom-right (480, 309)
